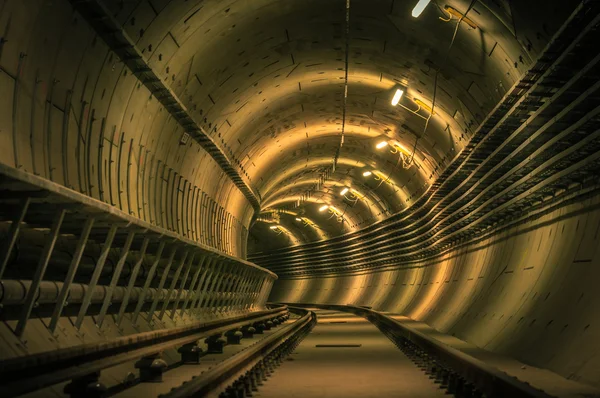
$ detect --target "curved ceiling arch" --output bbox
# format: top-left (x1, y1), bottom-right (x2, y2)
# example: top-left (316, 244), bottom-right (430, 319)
top-left (258, 152), bottom-right (427, 210)
top-left (109, 0), bottom-right (563, 248)
top-left (139, 0), bottom-right (506, 194)
top-left (266, 194), bottom-right (365, 232)
top-left (262, 178), bottom-right (391, 229)
top-left (262, 177), bottom-right (392, 216)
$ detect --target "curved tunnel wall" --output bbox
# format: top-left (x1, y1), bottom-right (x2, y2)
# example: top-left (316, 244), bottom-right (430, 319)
top-left (270, 192), bottom-right (600, 388)
top-left (1, 0), bottom-right (598, 392)
top-left (0, 0), bottom-right (252, 258)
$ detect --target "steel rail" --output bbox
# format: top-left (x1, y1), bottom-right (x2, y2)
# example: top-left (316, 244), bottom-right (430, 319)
top-left (0, 306), bottom-right (289, 398)
top-left (159, 307), bottom-right (316, 398)
top-left (288, 304), bottom-right (553, 398)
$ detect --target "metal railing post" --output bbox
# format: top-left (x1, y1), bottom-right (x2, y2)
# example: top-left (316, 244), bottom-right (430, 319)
top-left (48, 217), bottom-right (95, 332)
top-left (75, 225), bottom-right (117, 329)
top-left (15, 209), bottom-right (66, 337)
top-left (96, 231), bottom-right (136, 328)
top-left (131, 241), bottom-right (165, 324)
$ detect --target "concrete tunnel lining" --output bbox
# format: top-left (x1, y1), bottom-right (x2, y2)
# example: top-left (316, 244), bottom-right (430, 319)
top-left (0, 0), bottom-right (599, 395)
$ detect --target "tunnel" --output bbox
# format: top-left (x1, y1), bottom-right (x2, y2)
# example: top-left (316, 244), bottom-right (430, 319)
top-left (0, 0), bottom-right (599, 396)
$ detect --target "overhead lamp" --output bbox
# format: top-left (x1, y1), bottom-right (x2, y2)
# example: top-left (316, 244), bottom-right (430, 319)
top-left (319, 205), bottom-right (329, 212)
top-left (391, 88), bottom-right (404, 106)
top-left (295, 217), bottom-right (302, 221)
top-left (376, 141), bottom-right (389, 149)
top-left (362, 171), bottom-right (372, 177)
top-left (412, 0), bottom-right (431, 18)
top-left (340, 188), bottom-right (349, 195)
top-left (269, 225), bottom-right (278, 230)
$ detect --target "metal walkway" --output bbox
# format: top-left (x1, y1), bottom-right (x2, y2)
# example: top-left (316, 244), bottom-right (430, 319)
top-left (0, 163), bottom-right (275, 341)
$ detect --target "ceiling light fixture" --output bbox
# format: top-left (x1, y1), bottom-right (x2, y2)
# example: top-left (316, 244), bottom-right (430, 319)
top-left (269, 225), bottom-right (278, 230)
top-left (295, 217), bottom-right (302, 221)
top-left (340, 188), bottom-right (349, 195)
top-left (319, 205), bottom-right (329, 212)
top-left (391, 88), bottom-right (404, 106)
top-left (412, 0), bottom-right (431, 18)
top-left (362, 171), bottom-right (372, 177)
top-left (376, 141), bottom-right (389, 149)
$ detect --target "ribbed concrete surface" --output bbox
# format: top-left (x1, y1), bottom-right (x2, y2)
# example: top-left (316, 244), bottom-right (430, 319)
top-left (270, 194), bottom-right (600, 388)
top-left (255, 310), bottom-right (447, 398)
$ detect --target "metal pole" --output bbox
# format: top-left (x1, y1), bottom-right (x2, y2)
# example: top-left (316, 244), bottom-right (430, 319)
top-left (233, 268), bottom-right (251, 311)
top-left (256, 276), bottom-right (270, 308)
top-left (208, 262), bottom-right (230, 312)
top-left (146, 246), bottom-right (177, 323)
top-left (253, 276), bottom-right (267, 310)
top-left (131, 241), bottom-right (165, 324)
top-left (218, 263), bottom-right (237, 312)
top-left (189, 257), bottom-right (214, 314)
top-left (224, 265), bottom-right (244, 312)
top-left (169, 252), bottom-right (196, 319)
top-left (0, 198), bottom-right (30, 280)
top-left (15, 209), bottom-right (66, 337)
top-left (179, 255), bottom-right (206, 317)
top-left (206, 262), bottom-right (229, 312)
top-left (196, 259), bottom-right (220, 313)
top-left (96, 231), bottom-right (135, 328)
top-left (116, 237), bottom-right (150, 326)
top-left (48, 217), bottom-right (95, 332)
top-left (234, 269), bottom-right (252, 312)
top-left (224, 264), bottom-right (244, 312)
top-left (158, 250), bottom-right (189, 320)
top-left (243, 273), bottom-right (260, 310)
top-left (75, 225), bottom-right (117, 329)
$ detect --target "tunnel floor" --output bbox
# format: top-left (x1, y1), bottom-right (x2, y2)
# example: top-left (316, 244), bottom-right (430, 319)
top-left (254, 309), bottom-right (448, 398)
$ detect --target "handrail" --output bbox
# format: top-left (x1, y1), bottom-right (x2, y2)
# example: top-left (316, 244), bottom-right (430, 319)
top-left (0, 163), bottom-right (274, 279)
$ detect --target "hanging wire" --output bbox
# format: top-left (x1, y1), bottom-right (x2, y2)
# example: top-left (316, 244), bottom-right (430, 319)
top-left (334, 0), bottom-right (351, 170)
top-left (375, 0), bottom-right (476, 191)
top-left (406, 0), bottom-right (478, 166)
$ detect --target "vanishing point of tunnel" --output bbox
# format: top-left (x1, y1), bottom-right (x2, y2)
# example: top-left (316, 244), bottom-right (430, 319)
top-left (0, 0), bottom-right (599, 397)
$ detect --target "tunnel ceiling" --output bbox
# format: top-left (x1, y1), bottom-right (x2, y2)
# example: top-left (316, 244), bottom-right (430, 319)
top-left (86, 0), bottom-right (573, 250)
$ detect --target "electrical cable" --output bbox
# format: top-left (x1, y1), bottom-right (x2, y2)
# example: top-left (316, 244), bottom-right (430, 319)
top-left (407, 0), bottom-right (477, 166)
top-left (334, 0), bottom-right (351, 170)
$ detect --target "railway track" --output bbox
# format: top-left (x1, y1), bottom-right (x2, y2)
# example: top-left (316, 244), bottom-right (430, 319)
top-left (2, 303), bottom-right (595, 397)
top-left (0, 305), bottom-right (303, 397)
top-left (209, 305), bottom-right (595, 398)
